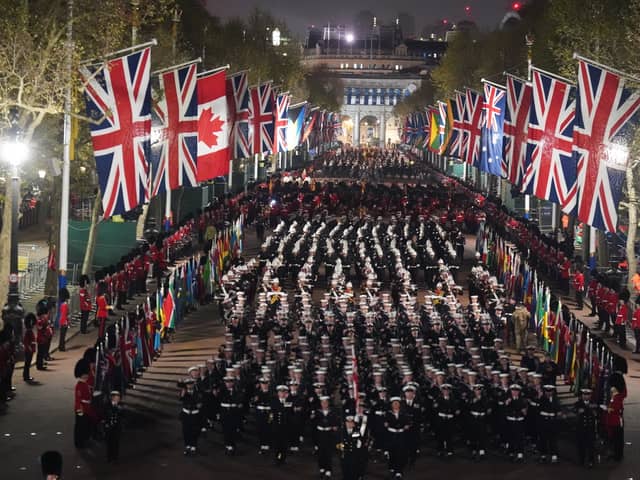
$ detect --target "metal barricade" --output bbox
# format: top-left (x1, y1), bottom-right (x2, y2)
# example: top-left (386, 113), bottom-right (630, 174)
top-left (18, 257), bottom-right (48, 300)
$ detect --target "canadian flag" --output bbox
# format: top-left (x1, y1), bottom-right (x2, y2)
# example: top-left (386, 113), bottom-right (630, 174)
top-left (196, 70), bottom-right (230, 181)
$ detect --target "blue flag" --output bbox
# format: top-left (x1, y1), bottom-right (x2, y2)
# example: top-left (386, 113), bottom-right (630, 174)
top-left (480, 82), bottom-right (506, 176)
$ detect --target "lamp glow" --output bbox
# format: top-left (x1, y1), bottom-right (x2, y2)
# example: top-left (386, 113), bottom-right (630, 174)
top-left (38, 169), bottom-right (46, 179)
top-left (2, 140), bottom-right (29, 167)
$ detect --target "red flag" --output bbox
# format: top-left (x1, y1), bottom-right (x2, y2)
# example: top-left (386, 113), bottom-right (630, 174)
top-left (197, 70), bottom-right (230, 181)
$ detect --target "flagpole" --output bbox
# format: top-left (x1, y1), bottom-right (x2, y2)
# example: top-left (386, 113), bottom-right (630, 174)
top-left (59, 0), bottom-right (73, 288)
top-left (573, 52), bottom-right (640, 83)
top-left (530, 66), bottom-right (575, 85)
top-left (197, 64), bottom-right (231, 77)
top-left (480, 78), bottom-right (505, 89)
top-left (79, 39), bottom-right (157, 66)
top-left (152, 57), bottom-right (202, 76)
top-left (524, 33), bottom-right (534, 220)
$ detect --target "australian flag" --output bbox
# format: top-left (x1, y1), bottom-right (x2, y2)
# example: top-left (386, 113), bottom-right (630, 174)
top-left (480, 82), bottom-right (506, 176)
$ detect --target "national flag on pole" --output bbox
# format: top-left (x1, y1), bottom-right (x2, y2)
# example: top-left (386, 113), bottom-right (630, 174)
top-left (81, 47), bottom-right (152, 219)
top-left (428, 106), bottom-right (441, 153)
top-left (226, 71), bottom-right (251, 159)
top-left (162, 280), bottom-right (175, 329)
top-left (249, 83), bottom-right (275, 155)
top-left (414, 111), bottom-right (426, 148)
top-left (503, 75), bottom-right (532, 187)
top-left (274, 93), bottom-right (290, 153)
top-left (480, 82), bottom-right (506, 176)
top-left (151, 63), bottom-right (199, 195)
top-left (574, 59), bottom-right (640, 232)
top-left (463, 88), bottom-right (483, 167)
top-left (301, 108), bottom-right (318, 144)
top-left (196, 70), bottom-right (230, 181)
top-left (286, 102), bottom-right (307, 151)
top-left (447, 92), bottom-right (465, 159)
top-left (522, 68), bottom-right (577, 212)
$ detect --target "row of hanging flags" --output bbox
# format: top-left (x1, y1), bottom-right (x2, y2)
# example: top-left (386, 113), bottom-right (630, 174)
top-left (481, 222), bottom-right (615, 402)
top-left (80, 43), bottom-right (340, 219)
top-left (403, 55), bottom-right (640, 234)
top-left (156, 215), bottom-right (244, 333)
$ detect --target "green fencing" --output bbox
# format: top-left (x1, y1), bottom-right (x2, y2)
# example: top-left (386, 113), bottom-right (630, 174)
top-left (68, 220), bottom-right (137, 271)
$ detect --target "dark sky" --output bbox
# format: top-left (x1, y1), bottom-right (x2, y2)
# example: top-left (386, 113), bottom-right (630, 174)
top-left (203, 0), bottom-right (515, 37)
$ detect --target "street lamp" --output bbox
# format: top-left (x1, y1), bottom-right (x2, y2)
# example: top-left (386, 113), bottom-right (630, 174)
top-left (272, 27), bottom-right (281, 47)
top-left (1, 138), bottom-right (28, 334)
top-left (38, 169), bottom-right (46, 180)
top-left (346, 32), bottom-right (354, 55)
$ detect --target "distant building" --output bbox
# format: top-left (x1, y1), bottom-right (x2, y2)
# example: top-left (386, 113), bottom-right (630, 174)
top-left (301, 20), bottom-right (447, 147)
top-left (396, 12), bottom-right (416, 39)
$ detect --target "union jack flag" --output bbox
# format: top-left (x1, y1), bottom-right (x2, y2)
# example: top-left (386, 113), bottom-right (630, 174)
top-left (522, 69), bottom-right (577, 213)
top-left (574, 60), bottom-right (640, 232)
top-left (249, 83), bottom-right (275, 155)
top-left (226, 72), bottom-right (250, 159)
top-left (81, 47), bottom-right (152, 219)
top-left (463, 88), bottom-right (483, 167)
top-left (447, 92), bottom-right (465, 159)
top-left (274, 93), bottom-right (290, 153)
top-left (151, 63), bottom-right (198, 197)
top-left (503, 75), bottom-right (532, 187)
top-left (402, 115), bottom-right (415, 144)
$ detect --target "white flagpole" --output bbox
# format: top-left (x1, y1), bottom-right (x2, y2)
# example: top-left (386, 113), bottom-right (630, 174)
top-left (59, 0), bottom-right (73, 285)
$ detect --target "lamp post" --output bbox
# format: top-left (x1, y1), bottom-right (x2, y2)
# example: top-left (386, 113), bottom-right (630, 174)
top-left (2, 138), bottom-right (28, 334)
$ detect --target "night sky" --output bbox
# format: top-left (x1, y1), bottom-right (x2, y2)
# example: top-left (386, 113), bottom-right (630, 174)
top-left (203, 0), bottom-right (515, 37)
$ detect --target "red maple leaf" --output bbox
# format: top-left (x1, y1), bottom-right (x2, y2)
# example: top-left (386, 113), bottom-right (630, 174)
top-left (200, 107), bottom-right (225, 148)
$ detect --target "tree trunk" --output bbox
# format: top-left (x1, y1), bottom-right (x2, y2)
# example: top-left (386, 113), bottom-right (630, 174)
top-left (597, 229), bottom-right (609, 268)
top-left (0, 191), bottom-right (12, 309)
top-left (175, 187), bottom-right (185, 224)
top-left (626, 165), bottom-right (638, 293)
top-left (136, 203), bottom-right (149, 240)
top-left (82, 193), bottom-right (101, 276)
top-left (44, 177), bottom-right (61, 298)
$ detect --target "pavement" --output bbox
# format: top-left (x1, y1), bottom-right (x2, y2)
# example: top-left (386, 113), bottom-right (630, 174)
top-left (1, 216), bottom-right (640, 479)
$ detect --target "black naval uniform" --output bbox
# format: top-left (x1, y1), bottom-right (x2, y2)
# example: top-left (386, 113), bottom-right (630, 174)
top-left (538, 393), bottom-right (561, 460)
top-left (180, 389), bottom-right (201, 453)
top-left (505, 394), bottom-right (527, 459)
top-left (401, 398), bottom-right (423, 464)
top-left (255, 390), bottom-right (272, 452)
top-left (574, 397), bottom-right (597, 467)
top-left (385, 410), bottom-right (409, 476)
top-left (466, 394), bottom-right (490, 457)
top-left (339, 424), bottom-right (366, 480)
top-left (104, 401), bottom-right (123, 462)
top-left (315, 409), bottom-right (340, 477)
top-left (434, 395), bottom-right (457, 456)
top-left (220, 387), bottom-right (243, 453)
top-left (271, 396), bottom-right (292, 464)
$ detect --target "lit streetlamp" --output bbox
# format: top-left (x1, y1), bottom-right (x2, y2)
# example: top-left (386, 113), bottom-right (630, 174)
top-left (2, 138), bottom-right (28, 332)
top-left (272, 27), bottom-right (281, 47)
top-left (346, 32), bottom-right (354, 55)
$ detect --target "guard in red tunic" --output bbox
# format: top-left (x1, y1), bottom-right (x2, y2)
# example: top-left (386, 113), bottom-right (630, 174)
top-left (615, 299), bottom-right (629, 349)
top-left (79, 275), bottom-right (92, 334)
top-left (587, 275), bottom-right (599, 317)
top-left (22, 313), bottom-right (36, 382)
top-left (632, 306), bottom-right (640, 354)
top-left (573, 268), bottom-right (585, 310)
top-left (605, 386), bottom-right (625, 461)
top-left (96, 282), bottom-right (110, 338)
top-left (35, 301), bottom-right (50, 371)
top-left (74, 358), bottom-right (93, 448)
